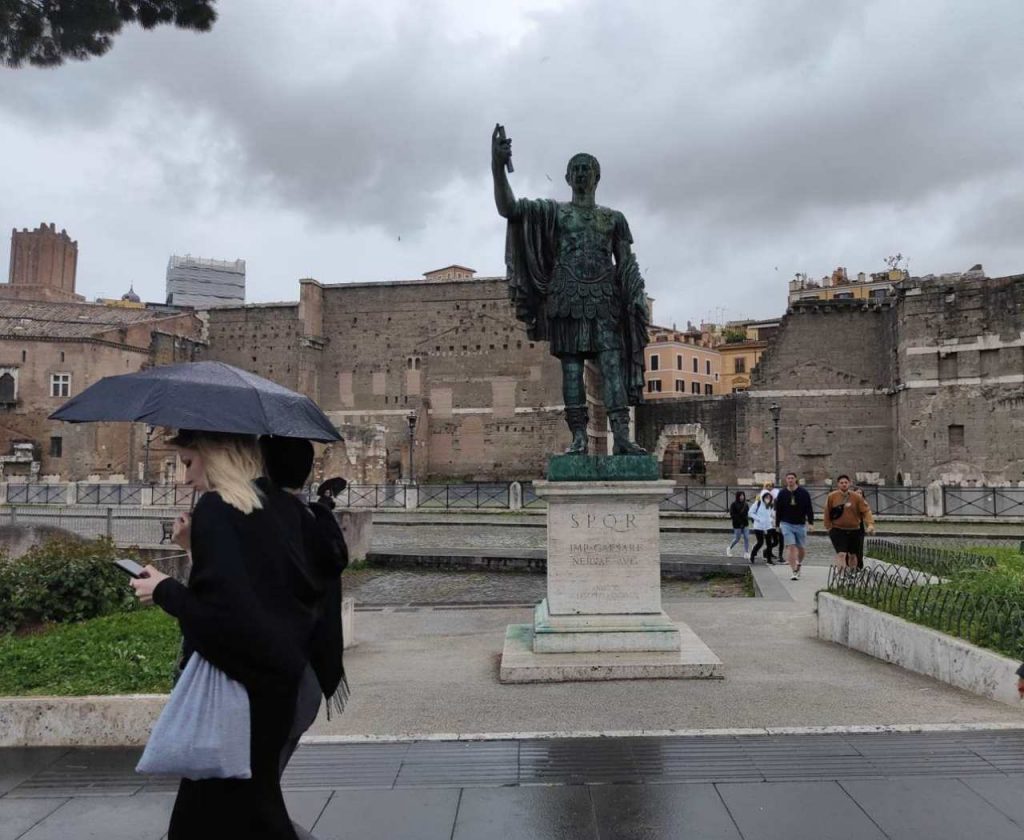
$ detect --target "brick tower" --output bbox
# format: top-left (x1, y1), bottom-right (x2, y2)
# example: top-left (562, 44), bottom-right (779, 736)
top-left (3, 223), bottom-right (83, 302)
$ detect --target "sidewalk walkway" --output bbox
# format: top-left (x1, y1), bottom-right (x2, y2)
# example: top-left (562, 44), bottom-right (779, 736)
top-left (5, 729), bottom-right (1024, 838)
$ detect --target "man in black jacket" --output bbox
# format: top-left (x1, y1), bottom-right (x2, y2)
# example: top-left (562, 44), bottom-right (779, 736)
top-left (774, 471), bottom-right (814, 581)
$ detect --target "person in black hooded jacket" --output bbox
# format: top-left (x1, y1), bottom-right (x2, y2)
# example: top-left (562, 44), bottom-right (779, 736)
top-left (259, 435), bottom-right (349, 782)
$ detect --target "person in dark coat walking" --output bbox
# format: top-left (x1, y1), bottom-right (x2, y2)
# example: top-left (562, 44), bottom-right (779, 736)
top-left (259, 436), bottom-right (349, 772)
top-left (132, 430), bottom-right (324, 839)
top-left (727, 491), bottom-right (750, 558)
top-left (775, 471), bottom-right (814, 581)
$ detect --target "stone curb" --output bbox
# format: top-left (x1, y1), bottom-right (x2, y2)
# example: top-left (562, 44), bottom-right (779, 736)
top-left (817, 591), bottom-right (1024, 707)
top-left (0, 694), bottom-right (167, 747)
top-left (300, 721), bottom-right (1024, 743)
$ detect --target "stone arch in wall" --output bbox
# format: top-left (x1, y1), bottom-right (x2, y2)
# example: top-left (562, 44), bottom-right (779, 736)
top-left (653, 423), bottom-right (720, 469)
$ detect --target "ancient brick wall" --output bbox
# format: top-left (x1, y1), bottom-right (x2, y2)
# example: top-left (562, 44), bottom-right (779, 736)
top-left (316, 277), bottom-right (565, 480)
top-left (893, 273), bottom-right (1024, 484)
top-left (204, 304), bottom-right (304, 392)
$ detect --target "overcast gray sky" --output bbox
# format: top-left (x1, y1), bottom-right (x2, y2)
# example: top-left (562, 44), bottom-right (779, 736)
top-left (3, 0), bottom-right (1024, 327)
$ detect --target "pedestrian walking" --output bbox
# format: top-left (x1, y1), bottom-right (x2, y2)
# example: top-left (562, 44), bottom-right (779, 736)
top-left (259, 437), bottom-right (350, 774)
top-left (749, 491), bottom-right (778, 564)
top-left (775, 471), bottom-right (814, 580)
top-left (727, 491), bottom-right (751, 558)
top-left (130, 430), bottom-right (337, 840)
top-left (763, 479), bottom-right (783, 555)
top-left (825, 476), bottom-right (875, 570)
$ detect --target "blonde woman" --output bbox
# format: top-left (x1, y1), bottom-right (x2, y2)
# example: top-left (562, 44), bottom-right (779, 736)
top-left (132, 429), bottom-right (319, 840)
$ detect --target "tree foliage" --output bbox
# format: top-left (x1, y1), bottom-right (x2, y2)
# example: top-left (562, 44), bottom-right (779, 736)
top-left (0, 0), bottom-right (217, 68)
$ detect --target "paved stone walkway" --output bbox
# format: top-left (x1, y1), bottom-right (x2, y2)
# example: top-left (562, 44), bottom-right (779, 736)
top-left (5, 730), bottom-right (1024, 838)
top-left (345, 567), bottom-right (750, 606)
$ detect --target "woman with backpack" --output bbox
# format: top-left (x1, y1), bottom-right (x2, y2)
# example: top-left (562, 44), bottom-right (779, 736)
top-left (749, 491), bottom-right (777, 564)
top-left (727, 491), bottom-right (751, 558)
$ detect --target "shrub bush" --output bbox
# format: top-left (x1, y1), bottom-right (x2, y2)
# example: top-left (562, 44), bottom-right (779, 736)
top-left (0, 537), bottom-right (137, 634)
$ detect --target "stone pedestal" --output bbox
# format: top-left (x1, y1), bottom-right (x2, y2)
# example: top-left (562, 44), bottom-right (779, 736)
top-left (499, 464), bottom-right (722, 683)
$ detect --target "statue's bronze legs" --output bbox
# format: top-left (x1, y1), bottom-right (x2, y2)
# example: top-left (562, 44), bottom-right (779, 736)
top-left (561, 357), bottom-right (588, 455)
top-left (560, 352), bottom-right (647, 456)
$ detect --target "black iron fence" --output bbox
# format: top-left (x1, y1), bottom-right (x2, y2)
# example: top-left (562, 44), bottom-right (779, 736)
top-left (865, 538), bottom-right (996, 576)
top-left (75, 484), bottom-right (146, 505)
top-left (827, 561), bottom-right (1024, 661)
top-left (417, 483), bottom-right (510, 509)
top-left (943, 486), bottom-right (1024, 517)
top-left (5, 484), bottom-right (67, 504)
top-left (0, 481), bottom-right (1018, 517)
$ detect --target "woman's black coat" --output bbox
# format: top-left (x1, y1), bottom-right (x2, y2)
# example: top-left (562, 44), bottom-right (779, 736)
top-left (153, 479), bottom-right (325, 839)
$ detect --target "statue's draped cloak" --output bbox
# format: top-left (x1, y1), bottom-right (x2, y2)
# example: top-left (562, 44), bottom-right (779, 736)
top-left (504, 198), bottom-right (649, 406)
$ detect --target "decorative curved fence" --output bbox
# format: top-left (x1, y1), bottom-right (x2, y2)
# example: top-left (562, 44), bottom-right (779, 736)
top-left (827, 562), bottom-right (1024, 661)
top-left (865, 538), bottom-right (996, 576)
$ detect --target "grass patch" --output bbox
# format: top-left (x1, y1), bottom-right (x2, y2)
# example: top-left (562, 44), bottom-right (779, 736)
top-left (0, 608), bottom-right (179, 696)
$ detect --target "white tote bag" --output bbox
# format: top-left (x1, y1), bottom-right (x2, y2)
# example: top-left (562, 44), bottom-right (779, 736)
top-left (136, 653), bottom-right (252, 780)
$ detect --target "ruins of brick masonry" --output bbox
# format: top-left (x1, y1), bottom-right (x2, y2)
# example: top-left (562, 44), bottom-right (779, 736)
top-left (636, 267), bottom-right (1024, 486)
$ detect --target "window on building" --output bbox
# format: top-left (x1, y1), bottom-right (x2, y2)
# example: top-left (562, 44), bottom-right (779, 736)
top-left (21, 350), bottom-right (26, 362)
top-left (948, 424), bottom-right (965, 450)
top-left (0, 372), bottom-right (15, 404)
top-left (938, 352), bottom-right (958, 381)
top-left (650, 355), bottom-right (659, 371)
top-left (691, 382), bottom-right (700, 394)
top-left (869, 288), bottom-right (889, 300)
top-left (49, 436), bottom-right (62, 458)
top-left (675, 380), bottom-right (684, 392)
top-left (50, 373), bottom-right (70, 397)
top-left (734, 357), bottom-right (746, 374)
top-left (704, 384), bottom-right (713, 395)
top-left (692, 357), bottom-right (698, 373)
top-left (676, 355), bottom-right (682, 370)
top-left (833, 292), bottom-right (854, 300)
top-left (647, 380), bottom-right (662, 393)
top-left (59, 351), bottom-right (65, 363)
top-left (705, 360), bottom-right (712, 375)
top-left (980, 348), bottom-right (999, 377)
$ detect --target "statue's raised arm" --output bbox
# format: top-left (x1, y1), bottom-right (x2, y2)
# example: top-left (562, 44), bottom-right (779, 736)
top-left (492, 124), bottom-right (516, 218)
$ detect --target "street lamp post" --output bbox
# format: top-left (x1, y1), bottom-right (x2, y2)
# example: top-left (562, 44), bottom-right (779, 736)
top-left (769, 402), bottom-right (781, 484)
top-left (406, 411), bottom-right (417, 483)
top-left (143, 424), bottom-right (155, 484)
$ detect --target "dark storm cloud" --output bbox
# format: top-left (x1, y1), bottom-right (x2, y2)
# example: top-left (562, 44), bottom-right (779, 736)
top-left (2, 0), bottom-right (1024, 320)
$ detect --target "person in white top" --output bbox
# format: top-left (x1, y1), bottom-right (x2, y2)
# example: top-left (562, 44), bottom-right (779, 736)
top-left (748, 491), bottom-right (778, 564)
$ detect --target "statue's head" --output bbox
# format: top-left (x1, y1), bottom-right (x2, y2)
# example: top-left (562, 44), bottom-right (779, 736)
top-left (565, 153), bottom-right (601, 193)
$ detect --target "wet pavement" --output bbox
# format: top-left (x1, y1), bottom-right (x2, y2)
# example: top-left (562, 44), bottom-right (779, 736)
top-left (5, 730), bottom-right (1024, 838)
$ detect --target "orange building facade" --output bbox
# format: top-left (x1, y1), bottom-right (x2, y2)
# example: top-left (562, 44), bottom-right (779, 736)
top-left (644, 327), bottom-right (721, 399)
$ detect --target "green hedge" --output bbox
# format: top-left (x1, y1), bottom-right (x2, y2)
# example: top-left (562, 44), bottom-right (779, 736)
top-left (0, 537), bottom-right (138, 634)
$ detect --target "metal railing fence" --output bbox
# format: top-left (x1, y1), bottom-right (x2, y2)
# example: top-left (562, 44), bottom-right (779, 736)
top-left (0, 506), bottom-right (174, 546)
top-left (416, 483), bottom-right (511, 509)
top-left (943, 486), bottom-right (1024, 517)
top-left (0, 481), bottom-right (1020, 517)
top-left (5, 484), bottom-right (66, 505)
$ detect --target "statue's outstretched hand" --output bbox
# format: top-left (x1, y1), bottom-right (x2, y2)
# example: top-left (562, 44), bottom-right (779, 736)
top-left (492, 124), bottom-right (512, 171)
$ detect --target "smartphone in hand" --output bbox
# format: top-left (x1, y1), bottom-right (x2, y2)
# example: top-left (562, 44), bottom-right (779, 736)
top-left (114, 558), bottom-right (148, 579)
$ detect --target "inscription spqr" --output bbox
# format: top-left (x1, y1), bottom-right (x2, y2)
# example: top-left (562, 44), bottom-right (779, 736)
top-left (547, 502), bottom-right (662, 615)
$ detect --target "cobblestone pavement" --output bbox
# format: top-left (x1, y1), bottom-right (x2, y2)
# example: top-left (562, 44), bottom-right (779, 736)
top-left (344, 568), bottom-right (750, 606)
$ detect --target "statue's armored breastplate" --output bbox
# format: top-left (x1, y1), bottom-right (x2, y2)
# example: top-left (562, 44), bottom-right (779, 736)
top-left (554, 204), bottom-right (616, 283)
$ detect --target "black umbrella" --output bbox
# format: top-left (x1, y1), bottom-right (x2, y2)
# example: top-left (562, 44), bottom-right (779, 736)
top-left (49, 361), bottom-right (341, 442)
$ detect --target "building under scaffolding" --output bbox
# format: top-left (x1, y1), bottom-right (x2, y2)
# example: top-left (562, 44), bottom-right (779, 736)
top-left (165, 255), bottom-right (245, 308)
